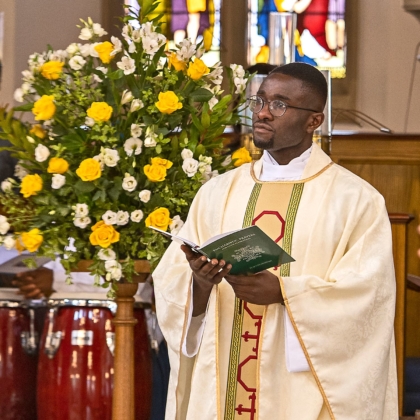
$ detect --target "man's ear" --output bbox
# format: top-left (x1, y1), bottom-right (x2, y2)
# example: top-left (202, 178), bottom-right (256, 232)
top-left (306, 113), bottom-right (325, 134)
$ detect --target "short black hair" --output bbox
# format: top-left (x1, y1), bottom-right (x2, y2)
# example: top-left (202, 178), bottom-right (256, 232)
top-left (269, 63), bottom-right (328, 108)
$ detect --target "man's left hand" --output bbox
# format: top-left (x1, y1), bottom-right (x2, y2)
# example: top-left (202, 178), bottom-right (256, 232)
top-left (225, 270), bottom-right (284, 305)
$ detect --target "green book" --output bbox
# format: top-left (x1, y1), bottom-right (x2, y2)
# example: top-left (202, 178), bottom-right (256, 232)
top-left (150, 225), bottom-right (294, 275)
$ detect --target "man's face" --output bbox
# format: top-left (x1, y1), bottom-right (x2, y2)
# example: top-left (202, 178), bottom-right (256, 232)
top-left (252, 73), bottom-right (322, 157)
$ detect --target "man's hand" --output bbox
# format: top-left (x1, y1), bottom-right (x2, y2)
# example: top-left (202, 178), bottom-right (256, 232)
top-left (225, 270), bottom-right (284, 305)
top-left (12, 267), bottom-right (54, 299)
top-left (181, 245), bottom-right (232, 316)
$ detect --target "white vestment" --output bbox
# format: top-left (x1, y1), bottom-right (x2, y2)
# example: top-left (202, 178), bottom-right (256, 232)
top-left (153, 144), bottom-right (398, 420)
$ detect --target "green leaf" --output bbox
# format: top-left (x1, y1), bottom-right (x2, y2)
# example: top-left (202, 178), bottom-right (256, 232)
top-left (107, 69), bottom-right (124, 80)
top-left (13, 103), bottom-right (35, 112)
top-left (189, 88), bottom-right (213, 103)
top-left (74, 180), bottom-right (96, 193)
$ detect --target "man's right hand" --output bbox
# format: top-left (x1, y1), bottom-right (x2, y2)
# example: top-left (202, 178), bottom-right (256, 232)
top-left (12, 267), bottom-right (54, 299)
top-left (181, 245), bottom-right (231, 316)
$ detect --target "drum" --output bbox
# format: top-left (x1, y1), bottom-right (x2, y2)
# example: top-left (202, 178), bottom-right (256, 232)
top-left (37, 293), bottom-right (152, 420)
top-left (0, 288), bottom-right (46, 420)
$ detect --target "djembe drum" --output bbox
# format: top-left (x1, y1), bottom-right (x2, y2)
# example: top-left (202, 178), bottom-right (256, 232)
top-left (36, 293), bottom-right (152, 420)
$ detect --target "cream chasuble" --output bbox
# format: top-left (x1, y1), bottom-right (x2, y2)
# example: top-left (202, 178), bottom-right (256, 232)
top-left (153, 144), bottom-right (398, 420)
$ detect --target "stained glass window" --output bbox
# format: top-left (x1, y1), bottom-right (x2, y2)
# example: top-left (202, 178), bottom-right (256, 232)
top-left (248, 0), bottom-right (346, 78)
top-left (125, 0), bottom-right (221, 66)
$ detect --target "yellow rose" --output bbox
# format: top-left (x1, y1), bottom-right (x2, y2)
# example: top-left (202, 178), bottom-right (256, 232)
top-left (89, 221), bottom-right (120, 248)
top-left (76, 158), bottom-right (102, 181)
top-left (94, 42), bottom-right (115, 64)
top-left (32, 95), bottom-right (56, 121)
top-left (21, 229), bottom-right (43, 252)
top-left (20, 174), bottom-right (43, 198)
top-left (30, 124), bottom-right (46, 139)
top-left (47, 157), bottom-right (69, 174)
top-left (40, 61), bottom-right (64, 80)
top-left (232, 147), bottom-right (252, 167)
top-left (155, 91), bottom-right (183, 115)
top-left (187, 58), bottom-right (210, 81)
top-left (150, 157), bottom-right (173, 169)
top-left (168, 52), bottom-right (187, 72)
top-left (145, 208), bottom-right (172, 231)
top-left (86, 102), bottom-right (113, 122)
top-left (144, 164), bottom-right (168, 182)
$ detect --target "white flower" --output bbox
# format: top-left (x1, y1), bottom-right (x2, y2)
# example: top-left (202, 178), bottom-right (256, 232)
top-left (14, 163), bottom-right (28, 180)
top-left (131, 123), bottom-right (143, 138)
top-left (89, 43), bottom-right (100, 58)
top-left (0, 215), bottom-right (10, 235)
top-left (124, 138), bottom-right (143, 157)
top-left (130, 210), bottom-right (144, 223)
top-left (202, 169), bottom-right (219, 183)
top-left (79, 43), bottom-right (93, 57)
top-left (198, 162), bottom-right (212, 174)
top-left (14, 82), bottom-right (33, 103)
top-left (117, 55), bottom-right (136, 75)
top-left (139, 22), bottom-right (154, 38)
top-left (1, 179), bottom-right (12, 192)
top-left (122, 24), bottom-right (133, 43)
top-left (116, 210), bottom-right (130, 226)
top-left (51, 174), bottom-right (66, 189)
top-left (195, 45), bottom-right (205, 59)
top-left (96, 66), bottom-right (108, 75)
top-left (66, 43), bottom-right (80, 55)
top-left (131, 29), bottom-right (142, 43)
top-left (121, 89), bottom-right (134, 105)
top-left (92, 23), bottom-right (107, 37)
top-left (105, 260), bottom-right (122, 280)
top-left (234, 77), bottom-right (247, 94)
top-left (69, 55), bottom-right (86, 70)
top-left (14, 88), bottom-right (24, 103)
top-left (139, 190), bottom-right (151, 203)
top-left (182, 157), bottom-right (199, 177)
top-left (122, 173), bottom-right (137, 191)
top-left (98, 248), bottom-right (116, 261)
top-left (102, 210), bottom-right (117, 225)
top-left (85, 117), bottom-right (95, 127)
top-left (93, 66), bottom-right (108, 82)
top-left (221, 155), bottom-right (232, 167)
top-left (208, 62), bottom-right (223, 85)
top-left (176, 38), bottom-right (196, 61)
top-left (144, 127), bottom-right (158, 147)
top-left (74, 203), bottom-right (89, 217)
top-left (169, 215), bottom-right (184, 235)
top-left (93, 153), bottom-right (105, 170)
top-left (130, 99), bottom-right (144, 113)
top-left (111, 36), bottom-right (123, 55)
top-left (181, 148), bottom-right (194, 160)
top-left (26, 136), bottom-right (35, 144)
top-left (142, 33), bottom-right (166, 56)
top-left (79, 27), bottom-right (93, 41)
top-left (230, 64), bottom-right (245, 78)
top-left (73, 216), bottom-right (91, 229)
top-left (34, 144), bottom-right (50, 162)
top-left (102, 148), bottom-right (120, 167)
top-left (209, 97), bottom-right (219, 110)
top-left (22, 70), bottom-right (35, 83)
top-left (2, 235), bottom-right (16, 250)
top-left (49, 50), bottom-right (67, 62)
top-left (199, 155), bottom-right (212, 165)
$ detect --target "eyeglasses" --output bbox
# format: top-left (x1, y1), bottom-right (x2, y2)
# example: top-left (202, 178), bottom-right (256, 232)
top-left (247, 95), bottom-right (320, 117)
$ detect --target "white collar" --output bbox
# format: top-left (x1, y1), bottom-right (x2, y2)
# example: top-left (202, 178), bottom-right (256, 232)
top-left (259, 146), bottom-right (313, 181)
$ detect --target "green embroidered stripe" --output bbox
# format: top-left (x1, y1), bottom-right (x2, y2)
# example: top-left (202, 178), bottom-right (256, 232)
top-left (280, 183), bottom-right (304, 277)
top-left (224, 183), bottom-right (261, 420)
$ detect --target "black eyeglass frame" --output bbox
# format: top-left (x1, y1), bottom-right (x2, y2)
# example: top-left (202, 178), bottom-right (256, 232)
top-left (247, 95), bottom-right (320, 117)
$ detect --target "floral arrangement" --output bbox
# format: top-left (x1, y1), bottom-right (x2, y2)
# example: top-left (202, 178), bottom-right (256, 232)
top-left (0, 0), bottom-right (252, 295)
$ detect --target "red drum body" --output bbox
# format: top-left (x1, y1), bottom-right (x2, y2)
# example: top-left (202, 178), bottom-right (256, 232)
top-left (0, 290), bottom-right (45, 420)
top-left (37, 296), bottom-right (152, 420)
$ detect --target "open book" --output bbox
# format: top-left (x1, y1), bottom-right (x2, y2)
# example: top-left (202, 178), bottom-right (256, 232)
top-left (150, 225), bottom-right (294, 275)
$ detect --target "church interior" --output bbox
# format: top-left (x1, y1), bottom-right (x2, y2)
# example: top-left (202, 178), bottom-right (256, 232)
top-left (0, 0), bottom-right (420, 418)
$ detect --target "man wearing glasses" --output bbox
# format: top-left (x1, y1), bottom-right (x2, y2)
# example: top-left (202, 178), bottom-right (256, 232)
top-left (153, 63), bottom-right (398, 420)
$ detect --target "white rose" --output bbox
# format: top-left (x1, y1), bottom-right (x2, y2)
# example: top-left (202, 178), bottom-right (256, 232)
top-left (0, 215), bottom-right (10, 235)
top-left (74, 203), bottom-right (89, 217)
top-left (130, 99), bottom-right (144, 113)
top-left (144, 137), bottom-right (157, 148)
top-left (103, 148), bottom-right (120, 167)
top-left (73, 216), bottom-right (91, 229)
top-left (122, 173), bottom-right (137, 192)
top-left (51, 174), bottom-right (66, 189)
top-left (124, 138), bottom-right (143, 157)
top-left (139, 190), bottom-right (151, 203)
top-left (85, 117), bottom-right (95, 127)
top-left (93, 154), bottom-right (105, 170)
top-left (79, 27), bottom-right (93, 41)
top-left (182, 157), bottom-right (199, 177)
top-left (3, 235), bottom-right (16, 250)
top-left (181, 148), bottom-right (194, 160)
top-left (169, 215), bottom-right (184, 235)
top-left (98, 248), bottom-right (116, 261)
top-left (130, 210), bottom-right (144, 223)
top-left (69, 55), bottom-right (86, 70)
top-left (105, 260), bottom-right (122, 280)
top-left (1, 180), bottom-right (13, 192)
top-left (121, 89), bottom-right (134, 105)
top-left (34, 144), bottom-right (50, 162)
top-left (116, 210), bottom-right (130, 226)
top-left (131, 123), bottom-right (143, 138)
top-left (102, 210), bottom-right (117, 225)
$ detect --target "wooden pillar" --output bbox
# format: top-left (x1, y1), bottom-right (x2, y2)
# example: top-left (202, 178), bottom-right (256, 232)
top-left (390, 213), bottom-right (414, 417)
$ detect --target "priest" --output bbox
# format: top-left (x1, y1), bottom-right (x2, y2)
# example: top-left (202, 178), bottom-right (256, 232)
top-left (153, 62), bottom-right (398, 420)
